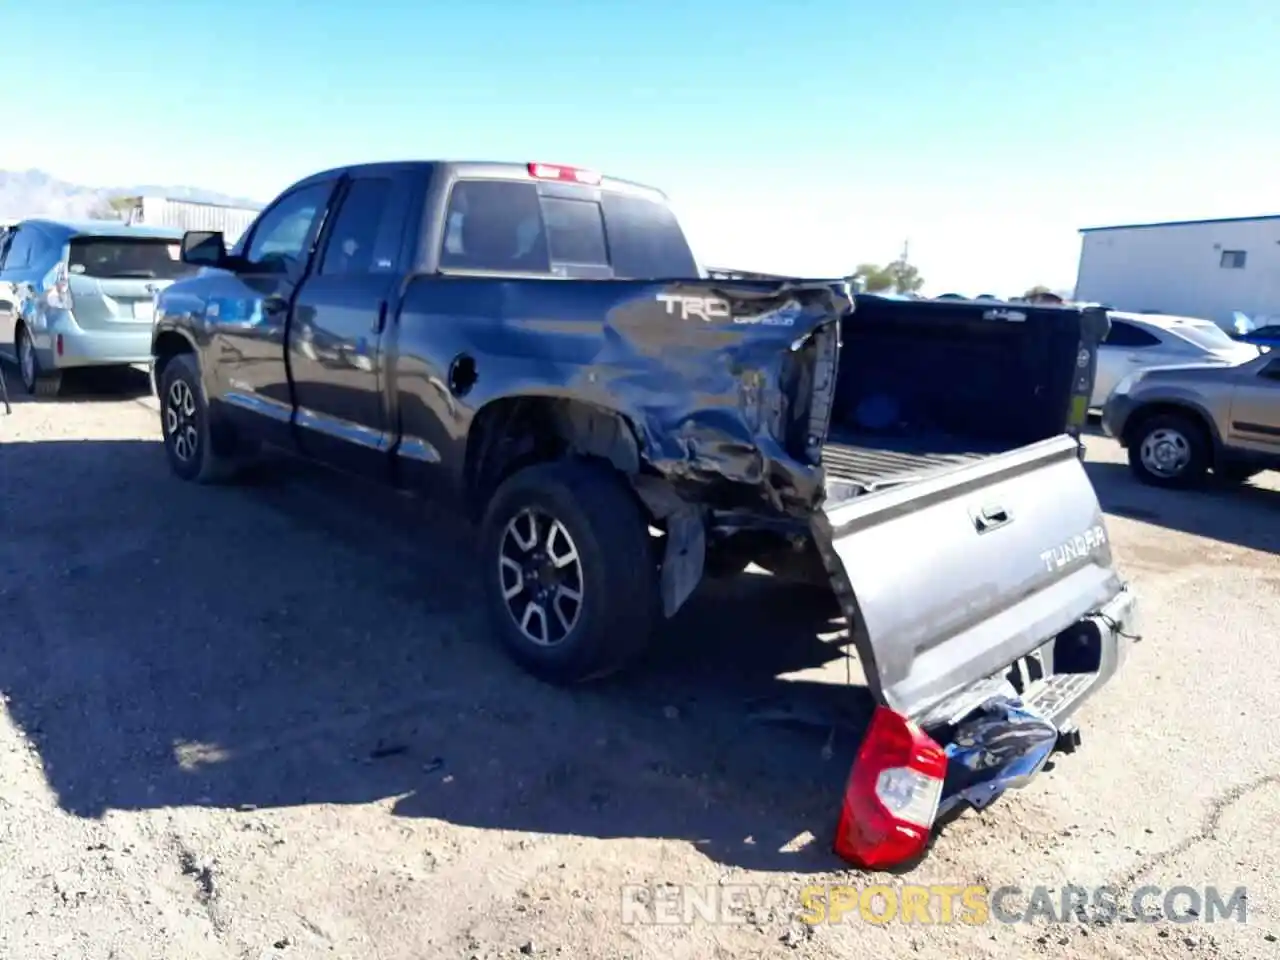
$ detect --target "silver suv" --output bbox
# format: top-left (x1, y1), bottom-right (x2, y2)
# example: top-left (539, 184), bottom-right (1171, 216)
top-left (1101, 349), bottom-right (1280, 487)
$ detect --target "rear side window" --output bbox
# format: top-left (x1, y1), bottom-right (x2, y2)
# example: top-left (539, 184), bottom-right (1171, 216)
top-left (1103, 320), bottom-right (1162, 347)
top-left (1170, 322), bottom-right (1237, 352)
top-left (439, 179), bottom-right (697, 279)
top-left (69, 237), bottom-right (197, 280)
top-left (441, 181), bottom-right (548, 273)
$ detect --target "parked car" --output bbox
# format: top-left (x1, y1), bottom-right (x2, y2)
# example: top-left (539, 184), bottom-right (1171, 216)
top-left (0, 218), bottom-right (196, 396)
top-left (1101, 349), bottom-right (1280, 487)
top-left (1091, 311), bottom-right (1260, 408)
top-left (150, 159), bottom-right (1133, 869)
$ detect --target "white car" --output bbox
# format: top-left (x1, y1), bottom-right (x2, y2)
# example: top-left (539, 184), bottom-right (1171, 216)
top-left (1091, 311), bottom-right (1260, 408)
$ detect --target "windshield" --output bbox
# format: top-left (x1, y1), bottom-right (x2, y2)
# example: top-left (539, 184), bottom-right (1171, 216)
top-left (1169, 321), bottom-right (1242, 353)
top-left (69, 237), bottom-right (198, 280)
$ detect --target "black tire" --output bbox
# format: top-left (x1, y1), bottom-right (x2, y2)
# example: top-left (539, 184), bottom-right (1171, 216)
top-left (1126, 412), bottom-right (1210, 488)
top-left (479, 459), bottom-right (658, 684)
top-left (158, 353), bottom-right (237, 484)
top-left (16, 325), bottom-right (62, 398)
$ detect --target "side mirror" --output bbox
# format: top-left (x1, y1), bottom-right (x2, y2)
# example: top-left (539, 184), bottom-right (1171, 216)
top-left (180, 230), bottom-right (228, 268)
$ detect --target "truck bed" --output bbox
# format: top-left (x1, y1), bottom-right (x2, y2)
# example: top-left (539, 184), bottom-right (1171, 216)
top-left (821, 429), bottom-right (996, 491)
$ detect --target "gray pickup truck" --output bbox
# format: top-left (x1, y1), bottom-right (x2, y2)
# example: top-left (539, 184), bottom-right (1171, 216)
top-left (151, 159), bottom-right (1136, 867)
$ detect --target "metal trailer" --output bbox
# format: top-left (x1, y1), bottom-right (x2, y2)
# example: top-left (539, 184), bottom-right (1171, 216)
top-left (118, 195), bottom-right (262, 246)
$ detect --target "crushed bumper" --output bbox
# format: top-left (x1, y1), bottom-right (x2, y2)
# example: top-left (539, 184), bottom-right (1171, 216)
top-left (934, 585), bottom-right (1138, 817)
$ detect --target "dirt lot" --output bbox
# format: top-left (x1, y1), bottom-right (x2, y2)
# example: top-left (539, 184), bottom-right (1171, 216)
top-left (1, 369), bottom-right (1277, 960)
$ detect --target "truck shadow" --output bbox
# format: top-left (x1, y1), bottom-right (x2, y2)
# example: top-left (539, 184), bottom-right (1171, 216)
top-left (0, 437), bottom-right (871, 874)
top-left (1085, 461), bottom-right (1280, 555)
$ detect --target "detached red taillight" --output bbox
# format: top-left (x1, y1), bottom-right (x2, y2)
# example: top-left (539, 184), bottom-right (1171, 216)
top-left (834, 705), bottom-right (947, 870)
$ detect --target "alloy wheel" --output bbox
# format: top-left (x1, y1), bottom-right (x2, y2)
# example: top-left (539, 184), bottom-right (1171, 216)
top-left (165, 379), bottom-right (200, 463)
top-left (497, 508), bottom-right (585, 646)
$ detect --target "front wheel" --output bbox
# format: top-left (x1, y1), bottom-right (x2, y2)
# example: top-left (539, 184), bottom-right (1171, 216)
top-left (479, 460), bottom-right (658, 684)
top-left (158, 353), bottom-right (237, 484)
top-left (1127, 413), bottom-right (1210, 488)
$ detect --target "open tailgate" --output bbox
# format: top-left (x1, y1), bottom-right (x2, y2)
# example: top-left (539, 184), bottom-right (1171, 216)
top-left (811, 433), bottom-right (1125, 721)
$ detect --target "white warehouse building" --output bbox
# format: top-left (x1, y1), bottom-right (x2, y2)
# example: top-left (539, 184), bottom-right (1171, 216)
top-left (1073, 214), bottom-right (1280, 330)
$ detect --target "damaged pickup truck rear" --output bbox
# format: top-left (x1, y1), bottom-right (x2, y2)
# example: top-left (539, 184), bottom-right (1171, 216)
top-left (151, 159), bottom-right (1137, 868)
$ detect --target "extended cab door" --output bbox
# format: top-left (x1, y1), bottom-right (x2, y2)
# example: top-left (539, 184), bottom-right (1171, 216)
top-left (209, 180), bottom-right (337, 447)
top-left (288, 171), bottom-right (418, 477)
top-left (1226, 354), bottom-right (1280, 453)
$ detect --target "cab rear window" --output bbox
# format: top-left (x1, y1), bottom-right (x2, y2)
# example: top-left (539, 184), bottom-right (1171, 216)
top-left (69, 237), bottom-right (198, 281)
top-left (439, 180), bottom-right (697, 279)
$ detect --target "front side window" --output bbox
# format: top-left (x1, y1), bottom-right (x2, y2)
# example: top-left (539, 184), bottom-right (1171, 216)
top-left (245, 182), bottom-right (333, 271)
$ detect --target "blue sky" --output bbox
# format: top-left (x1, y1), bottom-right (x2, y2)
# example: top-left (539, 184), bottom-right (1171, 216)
top-left (2, 0), bottom-right (1277, 294)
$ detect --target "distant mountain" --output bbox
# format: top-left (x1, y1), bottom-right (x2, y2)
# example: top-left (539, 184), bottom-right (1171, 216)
top-left (0, 169), bottom-right (262, 221)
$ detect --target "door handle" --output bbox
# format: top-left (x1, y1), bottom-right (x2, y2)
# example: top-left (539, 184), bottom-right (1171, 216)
top-left (972, 503), bottom-right (1012, 534)
top-left (373, 300), bottom-right (388, 335)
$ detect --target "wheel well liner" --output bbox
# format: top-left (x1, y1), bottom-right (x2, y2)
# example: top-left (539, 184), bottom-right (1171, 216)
top-left (152, 330), bottom-right (196, 390)
top-left (463, 396), bottom-right (645, 518)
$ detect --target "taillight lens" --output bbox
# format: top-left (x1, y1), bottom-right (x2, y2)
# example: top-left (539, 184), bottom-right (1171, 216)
top-left (834, 706), bottom-right (946, 869)
top-left (46, 261), bottom-right (74, 311)
top-left (527, 162), bottom-right (603, 185)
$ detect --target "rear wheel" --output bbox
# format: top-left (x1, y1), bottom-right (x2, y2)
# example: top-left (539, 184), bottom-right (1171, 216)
top-left (1127, 412), bottom-right (1210, 488)
top-left (158, 353), bottom-right (238, 484)
top-left (479, 459), bottom-right (658, 684)
top-left (16, 325), bottom-right (62, 398)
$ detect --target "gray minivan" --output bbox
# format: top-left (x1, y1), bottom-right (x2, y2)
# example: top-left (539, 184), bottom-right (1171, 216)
top-left (0, 218), bottom-right (196, 396)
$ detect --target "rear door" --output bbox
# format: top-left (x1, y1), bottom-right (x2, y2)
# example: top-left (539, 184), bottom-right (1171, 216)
top-left (290, 171), bottom-right (417, 477)
top-left (65, 234), bottom-right (198, 329)
top-left (1093, 319), bottom-right (1173, 404)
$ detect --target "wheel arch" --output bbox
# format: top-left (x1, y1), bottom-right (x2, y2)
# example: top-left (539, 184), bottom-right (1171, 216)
top-left (462, 394), bottom-right (646, 521)
top-left (151, 329), bottom-right (197, 396)
top-left (1122, 399), bottom-right (1224, 462)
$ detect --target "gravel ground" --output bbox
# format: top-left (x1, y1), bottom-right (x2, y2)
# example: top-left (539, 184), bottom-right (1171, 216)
top-left (0, 368), bottom-right (1277, 959)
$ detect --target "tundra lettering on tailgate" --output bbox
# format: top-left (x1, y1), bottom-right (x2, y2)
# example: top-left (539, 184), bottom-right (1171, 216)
top-left (1039, 525), bottom-right (1108, 573)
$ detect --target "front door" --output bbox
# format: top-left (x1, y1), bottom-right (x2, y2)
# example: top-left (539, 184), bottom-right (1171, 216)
top-left (289, 172), bottom-right (416, 477)
top-left (1226, 355), bottom-right (1280, 454)
top-left (206, 180), bottom-right (337, 446)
